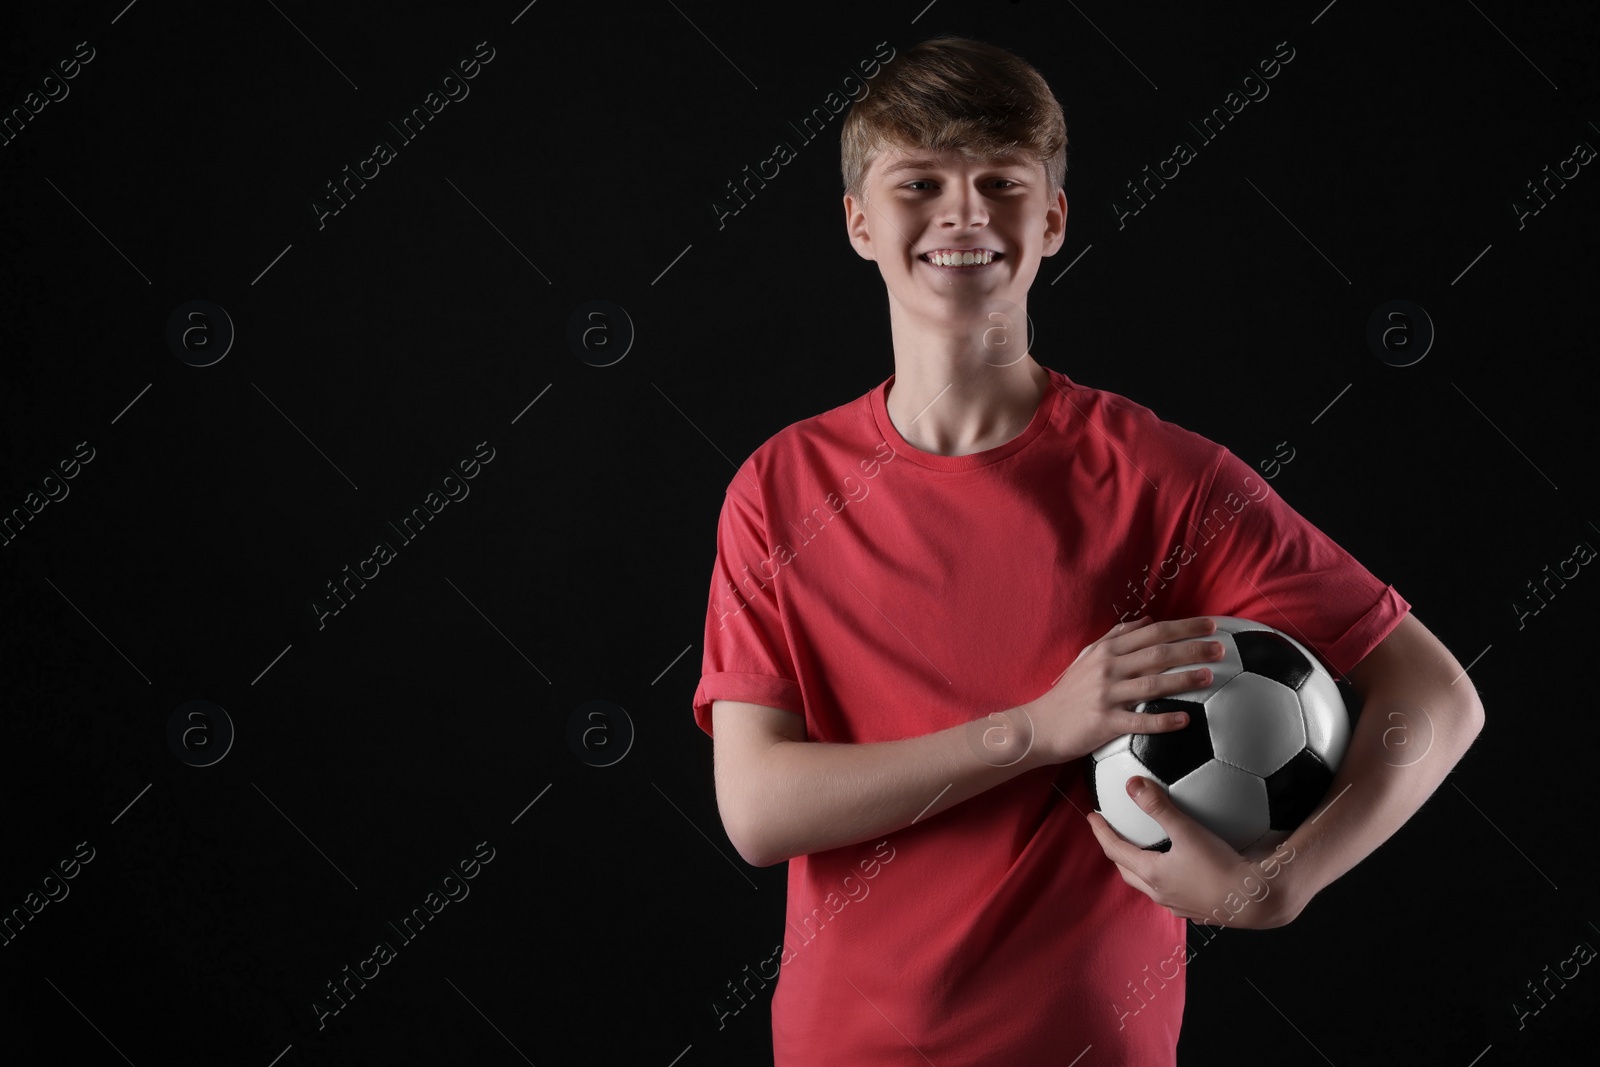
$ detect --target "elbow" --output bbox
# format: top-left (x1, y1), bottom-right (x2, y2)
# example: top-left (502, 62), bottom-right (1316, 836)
top-left (1456, 675), bottom-right (1486, 731)
top-left (715, 737), bottom-right (800, 868)
top-left (742, 843), bottom-right (787, 869)
top-left (1447, 683), bottom-right (1487, 752)
top-left (1465, 692), bottom-right (1486, 739)
top-left (724, 819), bottom-right (786, 868)
top-left (718, 799), bottom-right (790, 869)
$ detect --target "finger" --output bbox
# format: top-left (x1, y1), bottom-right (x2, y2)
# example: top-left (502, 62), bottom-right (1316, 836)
top-left (1087, 814), bottom-right (1142, 870)
top-left (1114, 861), bottom-right (1157, 899)
top-left (1094, 844), bottom-right (1158, 895)
top-left (1107, 614), bottom-right (1215, 657)
top-left (1126, 774), bottom-right (1198, 838)
top-left (1113, 665), bottom-right (1214, 707)
top-left (1117, 705), bottom-right (1192, 732)
top-left (1090, 816), bottom-right (1163, 900)
top-left (1087, 811), bottom-right (1134, 850)
top-left (1164, 637), bottom-right (1225, 669)
top-left (1090, 616), bottom-right (1149, 655)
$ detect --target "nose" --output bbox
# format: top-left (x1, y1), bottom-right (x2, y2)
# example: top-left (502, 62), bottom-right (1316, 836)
top-left (938, 181), bottom-right (988, 229)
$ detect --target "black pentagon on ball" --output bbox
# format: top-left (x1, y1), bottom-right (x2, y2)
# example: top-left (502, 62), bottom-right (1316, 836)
top-left (1130, 699), bottom-right (1211, 784)
top-left (1234, 630), bottom-right (1314, 691)
top-left (1264, 748), bottom-right (1334, 830)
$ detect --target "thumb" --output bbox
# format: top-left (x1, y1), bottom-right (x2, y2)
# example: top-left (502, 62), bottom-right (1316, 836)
top-left (1126, 775), bottom-right (1175, 820)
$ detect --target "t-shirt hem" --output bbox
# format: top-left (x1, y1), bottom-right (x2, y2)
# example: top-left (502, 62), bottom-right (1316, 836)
top-left (1324, 584), bottom-right (1412, 679)
top-left (693, 672), bottom-right (805, 736)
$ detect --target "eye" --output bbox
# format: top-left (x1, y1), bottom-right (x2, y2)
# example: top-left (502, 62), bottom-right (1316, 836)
top-left (901, 178), bottom-right (1021, 191)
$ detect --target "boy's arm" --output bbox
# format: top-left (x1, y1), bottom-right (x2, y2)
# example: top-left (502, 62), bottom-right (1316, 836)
top-left (712, 616), bottom-right (1225, 867)
top-left (1085, 612), bottom-right (1486, 927)
top-left (712, 698), bottom-right (1046, 867)
top-left (1266, 611), bottom-right (1486, 920)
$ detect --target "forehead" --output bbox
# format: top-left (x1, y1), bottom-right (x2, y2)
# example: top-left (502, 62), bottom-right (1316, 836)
top-left (871, 146), bottom-right (1037, 181)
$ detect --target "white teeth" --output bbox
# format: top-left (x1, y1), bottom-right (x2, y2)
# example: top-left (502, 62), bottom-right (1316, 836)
top-left (924, 249), bottom-right (996, 267)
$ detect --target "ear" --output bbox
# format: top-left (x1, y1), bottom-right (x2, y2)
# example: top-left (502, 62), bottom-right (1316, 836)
top-left (1041, 187), bottom-right (1068, 258)
top-left (843, 191), bottom-right (877, 262)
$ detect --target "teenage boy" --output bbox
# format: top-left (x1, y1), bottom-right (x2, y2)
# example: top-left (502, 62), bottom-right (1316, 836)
top-left (693, 35), bottom-right (1484, 1065)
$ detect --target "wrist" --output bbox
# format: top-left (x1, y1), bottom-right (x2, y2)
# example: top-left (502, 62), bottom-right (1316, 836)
top-left (963, 703), bottom-right (1051, 774)
top-left (1252, 842), bottom-right (1310, 927)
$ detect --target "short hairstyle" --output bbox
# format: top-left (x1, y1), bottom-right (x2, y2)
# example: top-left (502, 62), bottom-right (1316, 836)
top-left (840, 35), bottom-right (1068, 202)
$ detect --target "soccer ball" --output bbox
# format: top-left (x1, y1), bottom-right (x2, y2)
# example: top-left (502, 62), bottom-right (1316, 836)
top-left (1088, 616), bottom-right (1351, 858)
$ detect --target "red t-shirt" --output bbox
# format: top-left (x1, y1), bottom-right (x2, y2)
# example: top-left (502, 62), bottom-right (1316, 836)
top-left (693, 366), bottom-right (1410, 1065)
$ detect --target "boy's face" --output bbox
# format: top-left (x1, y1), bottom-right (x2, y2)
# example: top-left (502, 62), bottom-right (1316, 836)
top-left (843, 145), bottom-right (1067, 334)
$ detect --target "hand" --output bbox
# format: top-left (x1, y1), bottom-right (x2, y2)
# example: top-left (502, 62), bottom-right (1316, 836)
top-left (1026, 615), bottom-right (1225, 766)
top-left (1085, 774), bottom-right (1302, 929)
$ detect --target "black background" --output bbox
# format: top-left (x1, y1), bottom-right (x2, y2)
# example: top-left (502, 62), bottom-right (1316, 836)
top-left (1, 1), bottom-right (1597, 1064)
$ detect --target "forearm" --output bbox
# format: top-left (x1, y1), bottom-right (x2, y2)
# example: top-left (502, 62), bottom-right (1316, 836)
top-left (1274, 680), bottom-right (1485, 920)
top-left (729, 705), bottom-right (1048, 866)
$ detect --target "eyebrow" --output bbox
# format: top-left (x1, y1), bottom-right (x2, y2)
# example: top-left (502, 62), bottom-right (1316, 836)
top-left (880, 156), bottom-right (943, 174)
top-left (880, 155), bottom-right (1032, 176)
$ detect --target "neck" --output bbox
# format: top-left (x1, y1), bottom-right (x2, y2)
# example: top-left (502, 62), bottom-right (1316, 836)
top-left (885, 322), bottom-right (1049, 457)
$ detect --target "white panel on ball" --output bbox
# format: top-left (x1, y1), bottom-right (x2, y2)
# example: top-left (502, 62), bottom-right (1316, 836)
top-left (1168, 760), bottom-right (1270, 852)
top-left (1205, 672), bottom-right (1308, 777)
top-left (1298, 666), bottom-right (1351, 770)
top-left (1092, 749), bottom-right (1168, 848)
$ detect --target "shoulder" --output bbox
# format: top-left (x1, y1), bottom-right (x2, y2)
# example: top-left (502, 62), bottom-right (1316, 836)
top-left (724, 383), bottom-right (886, 502)
top-left (1049, 372), bottom-right (1228, 485)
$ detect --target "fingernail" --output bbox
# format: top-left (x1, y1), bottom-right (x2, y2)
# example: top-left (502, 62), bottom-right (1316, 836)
top-left (1127, 776), bottom-right (1145, 799)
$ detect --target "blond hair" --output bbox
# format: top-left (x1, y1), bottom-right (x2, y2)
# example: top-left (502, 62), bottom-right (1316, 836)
top-left (841, 35), bottom-right (1067, 201)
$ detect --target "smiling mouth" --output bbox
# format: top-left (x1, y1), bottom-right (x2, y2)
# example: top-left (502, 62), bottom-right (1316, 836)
top-left (919, 250), bottom-right (1003, 269)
